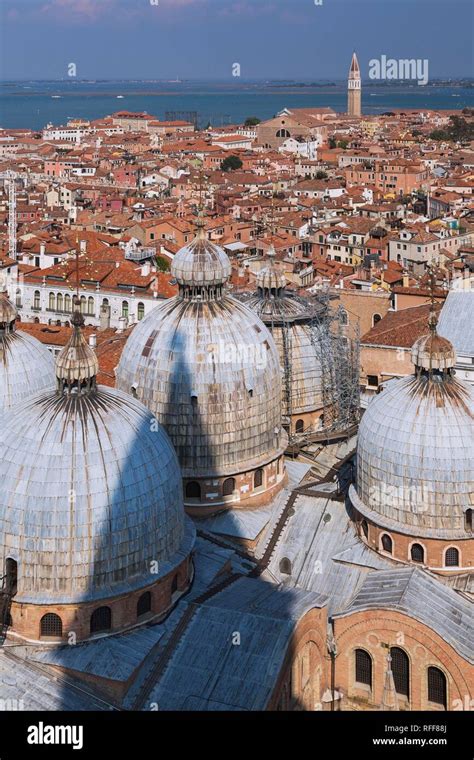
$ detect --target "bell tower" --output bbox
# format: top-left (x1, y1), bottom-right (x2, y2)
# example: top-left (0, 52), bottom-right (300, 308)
top-left (347, 51), bottom-right (362, 117)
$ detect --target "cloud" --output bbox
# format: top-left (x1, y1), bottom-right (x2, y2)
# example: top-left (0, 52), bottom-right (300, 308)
top-left (39, 0), bottom-right (116, 22)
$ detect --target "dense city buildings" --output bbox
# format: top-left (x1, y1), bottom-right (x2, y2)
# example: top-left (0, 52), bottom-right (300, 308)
top-left (0, 53), bottom-right (473, 717)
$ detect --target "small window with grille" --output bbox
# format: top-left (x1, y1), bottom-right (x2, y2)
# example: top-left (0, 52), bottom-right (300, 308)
top-left (40, 613), bottom-right (63, 639)
top-left (444, 547), bottom-right (459, 567)
top-left (427, 667), bottom-right (447, 708)
top-left (355, 649), bottom-right (372, 688)
top-left (411, 543), bottom-right (424, 563)
top-left (254, 469), bottom-right (263, 489)
top-left (390, 647), bottom-right (410, 698)
top-left (90, 606), bottom-right (112, 635)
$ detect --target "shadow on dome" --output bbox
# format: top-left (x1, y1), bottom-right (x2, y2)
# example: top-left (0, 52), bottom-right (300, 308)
top-left (160, 327), bottom-right (219, 516)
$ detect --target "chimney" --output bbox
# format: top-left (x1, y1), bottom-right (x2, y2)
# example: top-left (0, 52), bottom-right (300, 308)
top-left (141, 261), bottom-right (151, 277)
top-left (89, 334), bottom-right (97, 348)
top-left (99, 303), bottom-right (110, 331)
top-left (402, 271), bottom-right (409, 287)
top-left (80, 239), bottom-right (87, 253)
top-left (117, 316), bottom-right (127, 333)
top-left (40, 243), bottom-right (46, 256)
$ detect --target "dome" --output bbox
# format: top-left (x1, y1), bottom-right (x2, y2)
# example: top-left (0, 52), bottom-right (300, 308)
top-left (0, 314), bottom-right (193, 605)
top-left (353, 369), bottom-right (474, 539)
top-left (56, 310), bottom-right (99, 387)
top-left (117, 224), bottom-right (286, 508)
top-left (0, 289), bottom-right (55, 412)
top-left (411, 332), bottom-right (456, 372)
top-left (0, 288), bottom-right (17, 325)
top-left (256, 266), bottom-right (287, 292)
top-left (116, 294), bottom-right (285, 478)
top-left (256, 248), bottom-right (287, 292)
top-left (237, 271), bottom-right (326, 428)
top-left (171, 220), bottom-right (231, 289)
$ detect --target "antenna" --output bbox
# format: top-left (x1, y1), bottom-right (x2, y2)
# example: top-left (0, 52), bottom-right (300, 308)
top-left (427, 263), bottom-right (438, 378)
top-left (7, 171), bottom-right (17, 260)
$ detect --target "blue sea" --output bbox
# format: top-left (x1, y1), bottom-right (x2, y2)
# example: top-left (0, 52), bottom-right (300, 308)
top-left (0, 80), bottom-right (472, 130)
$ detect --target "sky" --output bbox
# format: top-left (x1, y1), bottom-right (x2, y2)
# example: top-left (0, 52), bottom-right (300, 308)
top-left (0, 0), bottom-right (473, 81)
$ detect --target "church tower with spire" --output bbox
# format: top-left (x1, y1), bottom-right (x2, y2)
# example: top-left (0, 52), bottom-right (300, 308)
top-left (347, 51), bottom-right (362, 117)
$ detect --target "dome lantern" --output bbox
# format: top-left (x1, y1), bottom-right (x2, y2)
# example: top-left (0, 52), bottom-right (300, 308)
top-left (55, 306), bottom-right (99, 396)
top-left (0, 286), bottom-right (18, 337)
top-left (170, 213), bottom-right (232, 303)
top-left (256, 246), bottom-right (287, 297)
top-left (411, 312), bottom-right (456, 377)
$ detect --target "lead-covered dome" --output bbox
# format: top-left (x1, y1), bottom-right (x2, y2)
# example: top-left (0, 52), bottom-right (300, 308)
top-left (353, 331), bottom-right (474, 539)
top-left (171, 218), bottom-right (232, 289)
top-left (237, 256), bottom-right (325, 431)
top-left (117, 221), bottom-right (286, 509)
top-left (0, 288), bottom-right (55, 412)
top-left (0, 313), bottom-right (193, 605)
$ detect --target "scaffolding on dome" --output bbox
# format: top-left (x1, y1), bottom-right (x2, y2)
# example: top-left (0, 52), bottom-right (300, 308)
top-left (309, 293), bottom-right (360, 437)
top-left (238, 284), bottom-right (360, 448)
top-left (289, 288), bottom-right (360, 446)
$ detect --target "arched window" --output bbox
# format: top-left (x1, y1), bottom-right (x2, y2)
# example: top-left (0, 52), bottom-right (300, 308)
top-left (90, 606), bottom-right (112, 635)
top-left (295, 419), bottom-right (304, 434)
top-left (40, 613), bottom-right (63, 639)
top-left (254, 468), bottom-right (264, 489)
top-left (361, 519), bottom-right (368, 539)
top-left (427, 667), bottom-right (447, 708)
top-left (185, 481), bottom-right (201, 499)
top-left (137, 591), bottom-right (151, 618)
top-left (171, 575), bottom-right (179, 595)
top-left (64, 293), bottom-right (71, 312)
top-left (381, 533), bottom-right (393, 554)
top-left (390, 647), bottom-right (409, 698)
top-left (355, 649), bottom-right (372, 687)
top-left (80, 295), bottom-right (87, 314)
top-left (87, 296), bottom-right (94, 316)
top-left (48, 292), bottom-right (55, 310)
top-left (56, 293), bottom-right (63, 312)
top-left (411, 543), bottom-right (424, 563)
top-left (465, 509), bottom-right (473, 532)
top-left (373, 313), bottom-right (382, 327)
top-left (279, 557), bottom-right (292, 575)
top-left (137, 302), bottom-right (145, 321)
top-left (5, 558), bottom-right (17, 596)
top-left (33, 290), bottom-right (40, 310)
top-left (15, 289), bottom-right (21, 307)
top-left (122, 301), bottom-right (129, 319)
top-left (445, 547), bottom-right (459, 567)
top-left (276, 129), bottom-right (290, 139)
top-left (102, 298), bottom-right (110, 310)
top-left (223, 478), bottom-right (235, 496)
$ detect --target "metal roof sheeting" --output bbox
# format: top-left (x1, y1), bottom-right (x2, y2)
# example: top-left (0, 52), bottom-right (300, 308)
top-left (117, 294), bottom-right (285, 478)
top-left (334, 567), bottom-right (474, 664)
top-left (356, 373), bottom-right (474, 538)
top-left (438, 290), bottom-right (474, 356)
top-left (0, 385), bottom-right (192, 603)
top-left (147, 577), bottom-right (326, 711)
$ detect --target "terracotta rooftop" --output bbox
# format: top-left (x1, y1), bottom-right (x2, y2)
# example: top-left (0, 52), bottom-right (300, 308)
top-left (361, 302), bottom-right (443, 348)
